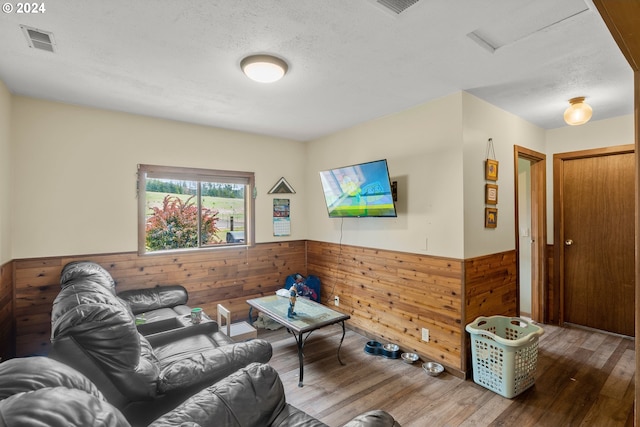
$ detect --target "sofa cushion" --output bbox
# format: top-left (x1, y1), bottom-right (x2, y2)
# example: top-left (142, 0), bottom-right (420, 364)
top-left (136, 306), bottom-right (192, 323)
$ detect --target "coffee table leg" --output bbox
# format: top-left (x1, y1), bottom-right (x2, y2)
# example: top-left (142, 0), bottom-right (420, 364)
top-left (294, 332), bottom-right (304, 387)
top-left (337, 320), bottom-right (346, 366)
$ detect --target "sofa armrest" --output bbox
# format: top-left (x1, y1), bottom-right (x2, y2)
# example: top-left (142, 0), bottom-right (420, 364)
top-left (144, 319), bottom-right (220, 347)
top-left (149, 363), bottom-right (284, 427)
top-left (118, 285), bottom-right (189, 314)
top-left (156, 340), bottom-right (273, 394)
top-left (342, 410), bottom-right (401, 427)
top-left (271, 404), bottom-right (328, 427)
top-left (0, 357), bottom-right (104, 400)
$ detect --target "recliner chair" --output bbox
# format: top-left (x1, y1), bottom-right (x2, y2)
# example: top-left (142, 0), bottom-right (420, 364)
top-left (0, 358), bottom-right (401, 427)
top-left (151, 362), bottom-right (401, 427)
top-left (49, 260), bottom-right (273, 426)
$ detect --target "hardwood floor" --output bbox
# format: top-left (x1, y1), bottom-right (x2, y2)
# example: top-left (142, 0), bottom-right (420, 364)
top-left (259, 322), bottom-right (634, 426)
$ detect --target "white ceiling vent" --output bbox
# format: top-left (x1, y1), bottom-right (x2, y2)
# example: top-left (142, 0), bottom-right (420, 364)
top-left (372, 0), bottom-right (420, 15)
top-left (20, 25), bottom-right (56, 52)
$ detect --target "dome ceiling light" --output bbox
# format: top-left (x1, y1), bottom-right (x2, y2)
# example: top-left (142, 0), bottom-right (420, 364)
top-left (563, 97), bottom-right (593, 126)
top-left (240, 54), bottom-right (288, 83)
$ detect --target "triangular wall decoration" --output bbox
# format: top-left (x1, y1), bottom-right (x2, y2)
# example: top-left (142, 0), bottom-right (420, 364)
top-left (268, 177), bottom-right (296, 194)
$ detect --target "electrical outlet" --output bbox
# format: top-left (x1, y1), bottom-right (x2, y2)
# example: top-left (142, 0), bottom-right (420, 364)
top-left (334, 296), bottom-right (340, 306)
top-left (421, 328), bottom-right (429, 342)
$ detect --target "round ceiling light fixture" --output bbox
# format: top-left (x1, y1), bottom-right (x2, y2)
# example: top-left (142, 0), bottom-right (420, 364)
top-left (240, 54), bottom-right (288, 83)
top-left (563, 97), bottom-right (593, 126)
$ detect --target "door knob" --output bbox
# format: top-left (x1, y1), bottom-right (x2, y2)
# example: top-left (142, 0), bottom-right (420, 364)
top-left (565, 239), bottom-right (573, 246)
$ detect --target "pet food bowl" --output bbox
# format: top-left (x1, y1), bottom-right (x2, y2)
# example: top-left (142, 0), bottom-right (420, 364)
top-left (422, 361), bottom-right (444, 377)
top-left (364, 340), bottom-right (383, 356)
top-left (401, 352), bottom-right (419, 364)
top-left (381, 343), bottom-right (401, 359)
top-left (383, 343), bottom-right (399, 352)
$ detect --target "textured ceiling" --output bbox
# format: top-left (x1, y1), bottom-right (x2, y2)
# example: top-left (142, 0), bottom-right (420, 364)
top-left (0, 0), bottom-right (633, 141)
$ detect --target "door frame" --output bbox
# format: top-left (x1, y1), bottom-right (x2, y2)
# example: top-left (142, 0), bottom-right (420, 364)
top-left (514, 146), bottom-right (547, 323)
top-left (553, 144), bottom-right (635, 326)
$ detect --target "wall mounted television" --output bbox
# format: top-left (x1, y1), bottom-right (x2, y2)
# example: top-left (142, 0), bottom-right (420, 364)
top-left (319, 159), bottom-right (397, 218)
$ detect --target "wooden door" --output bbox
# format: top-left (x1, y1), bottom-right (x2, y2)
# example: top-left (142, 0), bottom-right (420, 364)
top-left (558, 148), bottom-right (635, 336)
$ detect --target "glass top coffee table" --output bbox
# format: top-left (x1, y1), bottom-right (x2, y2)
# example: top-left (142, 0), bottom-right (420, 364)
top-left (247, 294), bottom-right (350, 387)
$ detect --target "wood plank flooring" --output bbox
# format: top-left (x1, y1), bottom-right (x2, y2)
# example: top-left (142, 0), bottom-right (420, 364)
top-left (259, 322), bottom-right (634, 426)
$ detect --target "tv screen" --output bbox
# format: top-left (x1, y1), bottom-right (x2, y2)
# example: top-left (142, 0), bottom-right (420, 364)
top-left (319, 159), bottom-right (397, 218)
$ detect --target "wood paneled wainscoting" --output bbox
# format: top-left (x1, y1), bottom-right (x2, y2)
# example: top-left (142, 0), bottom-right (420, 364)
top-left (12, 241), bottom-right (306, 357)
top-left (0, 260), bottom-right (14, 360)
top-left (8, 240), bottom-right (518, 375)
top-left (306, 240), bottom-right (517, 377)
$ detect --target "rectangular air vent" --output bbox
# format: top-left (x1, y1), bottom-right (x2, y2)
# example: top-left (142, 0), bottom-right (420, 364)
top-left (374, 0), bottom-right (420, 15)
top-left (20, 25), bottom-right (55, 52)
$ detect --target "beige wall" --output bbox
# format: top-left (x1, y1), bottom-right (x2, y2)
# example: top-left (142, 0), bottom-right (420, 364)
top-left (461, 92), bottom-right (547, 258)
top-left (305, 91), bottom-right (551, 259)
top-left (10, 97), bottom-right (307, 258)
top-left (7, 91), bottom-right (636, 261)
top-left (306, 92), bottom-right (466, 258)
top-left (0, 81), bottom-right (11, 264)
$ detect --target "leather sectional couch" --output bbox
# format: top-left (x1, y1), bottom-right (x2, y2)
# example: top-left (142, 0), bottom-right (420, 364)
top-left (3, 261), bottom-right (401, 426)
top-left (0, 357), bottom-right (401, 426)
top-left (49, 261), bottom-right (273, 425)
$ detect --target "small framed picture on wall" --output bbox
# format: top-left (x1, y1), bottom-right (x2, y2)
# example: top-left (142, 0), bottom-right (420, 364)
top-left (485, 207), bottom-right (498, 228)
top-left (485, 184), bottom-right (498, 205)
top-left (485, 159), bottom-right (499, 181)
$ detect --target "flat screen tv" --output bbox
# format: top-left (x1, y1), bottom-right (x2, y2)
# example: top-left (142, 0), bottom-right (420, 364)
top-left (319, 159), bottom-right (397, 218)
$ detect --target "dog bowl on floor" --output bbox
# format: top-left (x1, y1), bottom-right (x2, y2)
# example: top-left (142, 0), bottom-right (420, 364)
top-left (383, 343), bottom-right (399, 352)
top-left (364, 340), bottom-right (383, 356)
top-left (382, 343), bottom-right (401, 359)
top-left (422, 361), bottom-right (444, 377)
top-left (401, 352), bottom-right (419, 364)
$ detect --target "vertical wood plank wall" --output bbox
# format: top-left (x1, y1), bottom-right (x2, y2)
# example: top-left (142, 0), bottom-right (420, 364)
top-left (462, 250), bottom-right (518, 373)
top-left (463, 250), bottom-right (518, 325)
top-left (12, 241), bottom-right (306, 357)
top-left (306, 240), bottom-right (517, 374)
top-left (6, 239), bottom-right (518, 376)
top-left (0, 261), bottom-right (13, 360)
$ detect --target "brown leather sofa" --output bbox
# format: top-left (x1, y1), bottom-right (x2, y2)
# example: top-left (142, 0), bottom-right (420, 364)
top-left (49, 261), bottom-right (273, 426)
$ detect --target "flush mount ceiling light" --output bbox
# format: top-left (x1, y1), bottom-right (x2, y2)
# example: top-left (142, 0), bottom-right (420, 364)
top-left (563, 97), bottom-right (593, 126)
top-left (241, 54), bottom-right (288, 83)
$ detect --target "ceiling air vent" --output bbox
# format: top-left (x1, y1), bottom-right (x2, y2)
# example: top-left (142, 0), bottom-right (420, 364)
top-left (20, 25), bottom-right (55, 52)
top-left (373, 0), bottom-right (420, 15)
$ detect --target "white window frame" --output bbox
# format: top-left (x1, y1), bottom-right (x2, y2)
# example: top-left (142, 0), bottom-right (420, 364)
top-left (137, 164), bottom-right (255, 255)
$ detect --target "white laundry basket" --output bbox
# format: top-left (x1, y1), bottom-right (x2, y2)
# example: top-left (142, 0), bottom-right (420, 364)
top-left (466, 316), bottom-right (544, 398)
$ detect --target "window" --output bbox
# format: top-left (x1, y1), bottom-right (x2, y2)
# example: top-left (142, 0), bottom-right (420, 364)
top-left (137, 164), bottom-right (254, 254)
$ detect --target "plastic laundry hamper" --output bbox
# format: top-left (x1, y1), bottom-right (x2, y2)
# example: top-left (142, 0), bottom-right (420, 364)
top-left (465, 316), bottom-right (544, 398)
